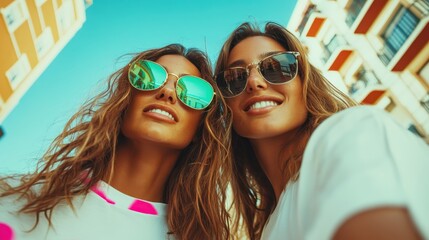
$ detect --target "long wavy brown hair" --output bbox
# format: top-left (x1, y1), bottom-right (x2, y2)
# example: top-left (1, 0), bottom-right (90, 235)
top-left (0, 44), bottom-right (234, 240)
top-left (214, 22), bottom-right (357, 239)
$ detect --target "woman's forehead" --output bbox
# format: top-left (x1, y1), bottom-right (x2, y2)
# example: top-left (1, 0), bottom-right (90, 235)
top-left (228, 36), bottom-right (287, 66)
top-left (156, 55), bottom-right (201, 77)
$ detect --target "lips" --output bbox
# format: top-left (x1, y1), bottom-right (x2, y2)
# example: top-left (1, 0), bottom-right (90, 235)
top-left (243, 96), bottom-right (283, 112)
top-left (143, 104), bottom-right (178, 122)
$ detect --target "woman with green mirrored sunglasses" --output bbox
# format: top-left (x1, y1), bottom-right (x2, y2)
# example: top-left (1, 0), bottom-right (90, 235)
top-left (0, 44), bottom-right (233, 240)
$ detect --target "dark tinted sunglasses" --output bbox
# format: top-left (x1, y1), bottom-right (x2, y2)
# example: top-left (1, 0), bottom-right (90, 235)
top-left (128, 59), bottom-right (215, 110)
top-left (215, 52), bottom-right (300, 98)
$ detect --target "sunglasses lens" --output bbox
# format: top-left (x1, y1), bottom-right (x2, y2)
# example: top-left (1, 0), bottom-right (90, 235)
top-left (177, 76), bottom-right (214, 110)
top-left (215, 68), bottom-right (248, 98)
top-left (129, 60), bottom-right (167, 90)
top-left (260, 53), bottom-right (298, 84)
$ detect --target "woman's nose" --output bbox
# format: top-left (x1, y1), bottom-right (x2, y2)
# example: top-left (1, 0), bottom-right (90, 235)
top-left (246, 66), bottom-right (268, 93)
top-left (155, 76), bottom-right (177, 103)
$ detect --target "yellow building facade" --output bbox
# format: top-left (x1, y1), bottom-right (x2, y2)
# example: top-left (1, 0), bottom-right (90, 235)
top-left (0, 0), bottom-right (91, 124)
top-left (288, 0), bottom-right (429, 142)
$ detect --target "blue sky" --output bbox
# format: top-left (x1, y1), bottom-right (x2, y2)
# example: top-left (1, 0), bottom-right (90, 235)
top-left (0, 0), bottom-right (297, 174)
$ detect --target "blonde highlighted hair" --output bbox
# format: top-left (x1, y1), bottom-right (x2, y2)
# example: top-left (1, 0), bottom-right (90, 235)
top-left (214, 22), bottom-right (357, 239)
top-left (1, 44), bottom-right (234, 240)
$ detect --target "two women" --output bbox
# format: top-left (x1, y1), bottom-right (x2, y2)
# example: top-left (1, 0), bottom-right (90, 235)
top-left (0, 44), bottom-right (232, 240)
top-left (214, 22), bottom-right (429, 239)
top-left (2, 22), bottom-right (428, 240)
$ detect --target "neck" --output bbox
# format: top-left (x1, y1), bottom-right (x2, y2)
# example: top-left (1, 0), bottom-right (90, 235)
top-left (105, 139), bottom-right (181, 203)
top-left (249, 129), bottom-right (304, 201)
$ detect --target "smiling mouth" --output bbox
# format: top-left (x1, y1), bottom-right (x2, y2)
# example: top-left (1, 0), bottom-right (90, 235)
top-left (246, 100), bottom-right (279, 111)
top-left (146, 108), bottom-right (176, 121)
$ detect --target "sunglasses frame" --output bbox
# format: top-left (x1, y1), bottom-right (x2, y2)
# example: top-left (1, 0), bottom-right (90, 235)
top-left (128, 57), bottom-right (215, 110)
top-left (216, 51), bottom-right (300, 98)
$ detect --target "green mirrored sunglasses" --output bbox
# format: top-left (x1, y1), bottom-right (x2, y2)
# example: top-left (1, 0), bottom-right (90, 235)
top-left (128, 59), bottom-right (215, 110)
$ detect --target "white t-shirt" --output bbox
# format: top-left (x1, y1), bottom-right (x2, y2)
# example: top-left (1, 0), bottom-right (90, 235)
top-left (261, 106), bottom-right (429, 240)
top-left (0, 181), bottom-right (172, 240)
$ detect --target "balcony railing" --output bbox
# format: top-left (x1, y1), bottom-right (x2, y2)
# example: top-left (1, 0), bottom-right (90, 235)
top-left (297, 5), bottom-right (317, 35)
top-left (410, 0), bottom-right (429, 17)
top-left (321, 35), bottom-right (348, 63)
top-left (349, 69), bottom-right (381, 97)
top-left (346, 0), bottom-right (367, 27)
top-left (378, 6), bottom-right (419, 65)
top-left (378, 43), bottom-right (397, 66)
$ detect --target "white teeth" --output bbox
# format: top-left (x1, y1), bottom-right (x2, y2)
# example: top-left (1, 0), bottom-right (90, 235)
top-left (249, 101), bottom-right (278, 110)
top-left (148, 108), bottom-right (175, 121)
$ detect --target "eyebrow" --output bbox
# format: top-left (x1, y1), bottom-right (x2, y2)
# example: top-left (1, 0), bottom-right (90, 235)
top-left (227, 51), bottom-right (284, 68)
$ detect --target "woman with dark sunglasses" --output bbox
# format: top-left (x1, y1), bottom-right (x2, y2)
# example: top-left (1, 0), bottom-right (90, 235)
top-left (0, 44), bottom-right (233, 239)
top-left (214, 22), bottom-right (429, 239)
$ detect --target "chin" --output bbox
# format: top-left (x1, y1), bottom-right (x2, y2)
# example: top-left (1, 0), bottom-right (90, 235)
top-left (238, 124), bottom-right (303, 140)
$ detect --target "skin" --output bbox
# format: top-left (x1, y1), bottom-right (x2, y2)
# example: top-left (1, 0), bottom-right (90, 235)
top-left (226, 36), bottom-right (422, 239)
top-left (108, 54), bottom-right (204, 202)
top-left (226, 36), bottom-right (307, 199)
top-left (333, 208), bottom-right (422, 240)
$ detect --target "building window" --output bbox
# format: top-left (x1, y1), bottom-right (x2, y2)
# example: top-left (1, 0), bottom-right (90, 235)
top-left (36, 28), bottom-right (54, 59)
top-left (6, 54), bottom-right (31, 89)
top-left (349, 67), bottom-right (380, 95)
top-left (57, 0), bottom-right (75, 35)
top-left (346, 0), bottom-right (367, 27)
top-left (321, 34), bottom-right (347, 63)
top-left (297, 5), bottom-right (316, 35)
top-left (1, 1), bottom-right (28, 32)
top-left (378, 6), bottom-right (419, 65)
